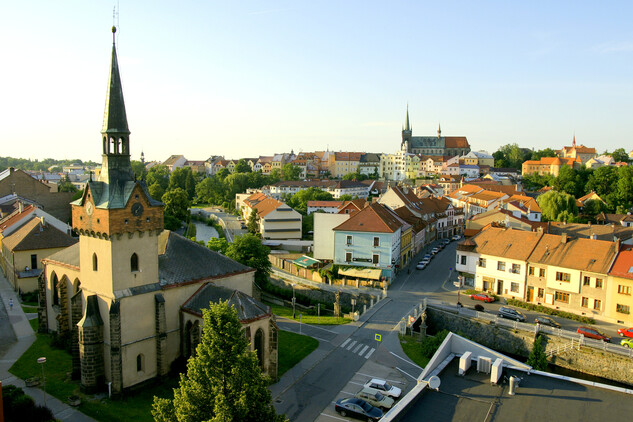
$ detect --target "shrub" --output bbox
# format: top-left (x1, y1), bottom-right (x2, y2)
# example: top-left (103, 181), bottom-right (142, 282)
top-left (474, 304), bottom-right (485, 312)
top-left (507, 298), bottom-right (595, 324)
top-left (419, 329), bottom-right (450, 359)
top-left (2, 385), bottom-right (54, 422)
top-left (527, 335), bottom-right (548, 370)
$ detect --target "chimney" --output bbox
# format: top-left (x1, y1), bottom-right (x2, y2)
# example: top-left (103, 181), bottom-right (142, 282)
top-left (616, 237), bottom-right (621, 250)
top-left (40, 216), bottom-right (46, 227)
top-left (18, 201), bottom-right (24, 213)
top-left (590, 233), bottom-right (597, 240)
top-left (561, 233), bottom-right (568, 244)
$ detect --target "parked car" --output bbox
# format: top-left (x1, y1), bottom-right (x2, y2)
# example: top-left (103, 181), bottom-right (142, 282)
top-left (442, 238), bottom-right (451, 245)
top-left (617, 327), bottom-right (633, 338)
top-left (621, 338), bottom-right (633, 348)
top-left (534, 316), bottom-right (561, 328)
top-left (355, 387), bottom-right (395, 410)
top-left (416, 262), bottom-right (427, 270)
top-left (334, 397), bottom-right (383, 421)
top-left (431, 247), bottom-right (440, 255)
top-left (469, 293), bottom-right (495, 303)
top-left (452, 234), bottom-right (462, 241)
top-left (577, 326), bottom-right (611, 342)
top-left (363, 379), bottom-right (402, 398)
top-left (497, 306), bottom-right (526, 322)
top-left (423, 254), bottom-right (432, 261)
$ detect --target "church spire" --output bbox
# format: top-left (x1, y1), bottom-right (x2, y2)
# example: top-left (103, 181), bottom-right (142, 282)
top-left (437, 123), bottom-right (442, 138)
top-left (572, 133), bottom-right (576, 148)
top-left (404, 104), bottom-right (411, 131)
top-left (101, 26), bottom-right (130, 155)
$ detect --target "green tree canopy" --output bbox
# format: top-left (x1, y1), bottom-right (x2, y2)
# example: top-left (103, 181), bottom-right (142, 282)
top-left (169, 167), bottom-right (197, 200)
top-left (582, 199), bottom-right (606, 217)
top-left (342, 172), bottom-right (367, 181)
top-left (234, 159), bottom-right (252, 173)
top-left (609, 148), bottom-right (630, 163)
top-left (131, 160), bottom-right (147, 181)
top-left (530, 148), bottom-right (557, 161)
top-left (526, 335), bottom-right (548, 371)
top-left (162, 187), bottom-right (190, 222)
top-left (152, 302), bottom-right (284, 422)
top-left (216, 168), bottom-right (230, 180)
top-left (537, 190), bottom-right (579, 222)
top-left (207, 237), bottom-right (229, 254)
top-left (280, 163), bottom-right (302, 181)
top-left (247, 209), bottom-right (260, 235)
top-left (285, 187), bottom-right (334, 215)
top-left (225, 234), bottom-right (271, 283)
top-left (522, 173), bottom-right (554, 191)
top-left (493, 143), bottom-right (532, 169)
top-left (57, 175), bottom-right (78, 192)
top-left (146, 165), bottom-right (170, 191)
top-left (149, 182), bottom-right (166, 202)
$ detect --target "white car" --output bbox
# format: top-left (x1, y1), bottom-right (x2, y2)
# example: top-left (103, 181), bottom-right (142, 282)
top-left (452, 234), bottom-right (462, 241)
top-left (363, 379), bottom-right (402, 399)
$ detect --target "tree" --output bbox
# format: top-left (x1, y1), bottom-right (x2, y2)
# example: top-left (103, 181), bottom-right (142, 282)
top-left (162, 188), bottom-right (190, 222)
top-left (582, 199), bottom-right (606, 218)
top-left (131, 160), bottom-right (147, 181)
top-left (280, 163), bottom-right (301, 181)
top-left (216, 168), bottom-right (230, 180)
top-left (195, 176), bottom-right (223, 205)
top-left (522, 173), bottom-right (554, 192)
top-left (234, 159), bottom-right (252, 173)
top-left (537, 190), bottom-right (578, 222)
top-left (530, 148), bottom-right (557, 161)
top-left (610, 148), bottom-right (630, 163)
top-left (149, 182), bottom-right (166, 202)
top-left (169, 167), bottom-right (197, 200)
top-left (342, 172), bottom-right (367, 181)
top-left (146, 165), bottom-right (170, 191)
top-left (493, 143), bottom-right (531, 169)
top-left (338, 194), bottom-right (353, 201)
top-left (225, 234), bottom-right (271, 283)
top-left (152, 302), bottom-right (285, 422)
top-left (207, 237), bottom-right (229, 254)
top-left (285, 187), bottom-right (334, 214)
top-left (247, 209), bottom-right (260, 235)
top-left (527, 335), bottom-right (548, 371)
top-left (57, 175), bottom-right (77, 192)
top-left (586, 166), bottom-right (618, 199)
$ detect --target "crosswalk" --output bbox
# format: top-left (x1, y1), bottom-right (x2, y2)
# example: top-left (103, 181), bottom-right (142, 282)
top-left (339, 338), bottom-right (375, 359)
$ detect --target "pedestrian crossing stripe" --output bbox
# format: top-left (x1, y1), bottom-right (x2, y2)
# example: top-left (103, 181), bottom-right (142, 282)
top-left (339, 340), bottom-right (375, 359)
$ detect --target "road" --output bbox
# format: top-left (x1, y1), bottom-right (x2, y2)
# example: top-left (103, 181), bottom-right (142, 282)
top-left (192, 207), bottom-right (246, 242)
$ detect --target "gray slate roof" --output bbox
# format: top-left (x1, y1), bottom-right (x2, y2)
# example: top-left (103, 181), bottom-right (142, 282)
top-left (45, 242), bottom-right (80, 268)
top-left (183, 283), bottom-right (270, 323)
top-left (72, 180), bottom-right (162, 210)
top-left (158, 231), bottom-right (253, 286)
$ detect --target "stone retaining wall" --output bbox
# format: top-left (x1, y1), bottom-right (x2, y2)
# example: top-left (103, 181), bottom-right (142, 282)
top-left (426, 306), bottom-right (633, 386)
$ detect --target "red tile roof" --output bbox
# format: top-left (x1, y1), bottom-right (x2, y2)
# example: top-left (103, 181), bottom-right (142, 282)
top-left (334, 203), bottom-right (403, 233)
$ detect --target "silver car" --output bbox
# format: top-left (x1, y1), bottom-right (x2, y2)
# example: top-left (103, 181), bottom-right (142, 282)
top-left (355, 387), bottom-right (395, 409)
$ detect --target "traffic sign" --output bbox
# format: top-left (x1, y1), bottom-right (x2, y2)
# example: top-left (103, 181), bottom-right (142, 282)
top-left (375, 334), bottom-right (381, 342)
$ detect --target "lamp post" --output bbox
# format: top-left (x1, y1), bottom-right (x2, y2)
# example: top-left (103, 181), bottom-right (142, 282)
top-left (37, 357), bottom-right (46, 408)
top-left (457, 276), bottom-right (463, 307)
top-left (292, 283), bottom-right (296, 319)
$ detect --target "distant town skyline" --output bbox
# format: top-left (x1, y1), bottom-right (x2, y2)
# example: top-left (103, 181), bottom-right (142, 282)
top-left (3, 1), bottom-right (633, 162)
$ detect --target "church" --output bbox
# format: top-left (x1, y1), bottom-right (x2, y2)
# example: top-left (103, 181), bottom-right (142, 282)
top-left (37, 27), bottom-right (277, 394)
top-left (400, 106), bottom-right (471, 157)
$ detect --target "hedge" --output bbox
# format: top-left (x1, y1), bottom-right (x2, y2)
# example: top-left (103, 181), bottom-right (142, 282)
top-left (507, 298), bottom-right (595, 324)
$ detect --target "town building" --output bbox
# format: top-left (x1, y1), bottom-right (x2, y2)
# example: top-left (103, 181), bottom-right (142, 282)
top-left (400, 107), bottom-right (470, 157)
top-left (557, 136), bottom-right (597, 165)
top-left (358, 153), bottom-right (381, 177)
top-left (162, 154), bottom-right (187, 172)
top-left (38, 28), bottom-right (277, 394)
top-left (240, 193), bottom-right (302, 239)
top-left (521, 156), bottom-right (581, 177)
top-left (606, 245), bottom-right (633, 324)
top-left (266, 180), bottom-right (370, 199)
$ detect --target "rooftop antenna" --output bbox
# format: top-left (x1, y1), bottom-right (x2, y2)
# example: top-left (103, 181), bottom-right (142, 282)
top-left (112, 2), bottom-right (120, 45)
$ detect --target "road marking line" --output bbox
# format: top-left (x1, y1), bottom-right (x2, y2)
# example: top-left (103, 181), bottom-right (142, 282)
top-left (396, 366), bottom-right (419, 380)
top-left (320, 413), bottom-right (348, 421)
top-left (348, 381), bottom-right (365, 387)
top-left (352, 343), bottom-right (363, 353)
top-left (347, 340), bottom-right (358, 350)
top-left (340, 338), bottom-right (351, 348)
top-left (358, 345), bottom-right (369, 356)
top-left (340, 390), bottom-right (356, 396)
top-left (389, 351), bottom-right (423, 369)
top-left (365, 348), bottom-right (375, 359)
top-left (356, 373), bottom-right (404, 384)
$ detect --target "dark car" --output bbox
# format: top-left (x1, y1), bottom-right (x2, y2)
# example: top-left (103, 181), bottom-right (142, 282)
top-left (577, 326), bottom-right (611, 342)
top-left (497, 306), bottom-right (526, 322)
top-left (535, 316), bottom-right (561, 328)
top-left (469, 293), bottom-right (495, 303)
top-left (334, 397), bottom-right (383, 421)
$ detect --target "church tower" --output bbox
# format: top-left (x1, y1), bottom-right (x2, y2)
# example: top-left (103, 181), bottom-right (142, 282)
top-left (401, 105), bottom-right (412, 152)
top-left (71, 27), bottom-right (165, 393)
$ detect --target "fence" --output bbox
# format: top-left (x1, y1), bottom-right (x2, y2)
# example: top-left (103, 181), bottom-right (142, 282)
top-left (410, 298), bottom-right (633, 359)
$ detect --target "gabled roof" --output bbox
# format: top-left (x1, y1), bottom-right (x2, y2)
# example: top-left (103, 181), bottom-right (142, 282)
top-left (0, 204), bottom-right (36, 233)
top-left (307, 200), bottom-right (342, 208)
top-left (182, 283), bottom-right (270, 323)
top-left (468, 227), bottom-right (544, 261)
top-left (71, 180), bottom-right (162, 210)
top-left (528, 233), bottom-right (617, 273)
top-left (444, 137), bottom-right (470, 148)
top-left (2, 217), bottom-right (76, 252)
top-left (252, 197), bottom-right (285, 217)
top-left (163, 154), bottom-right (185, 166)
top-left (609, 245), bottom-right (633, 280)
top-left (503, 194), bottom-right (541, 213)
top-left (333, 203), bottom-right (404, 233)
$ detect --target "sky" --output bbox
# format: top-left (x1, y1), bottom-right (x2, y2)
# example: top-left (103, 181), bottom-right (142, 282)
top-left (2, 1), bottom-right (633, 163)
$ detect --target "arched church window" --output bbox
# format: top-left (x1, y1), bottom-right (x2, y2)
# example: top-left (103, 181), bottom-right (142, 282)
top-left (254, 328), bottom-right (265, 369)
top-left (92, 253), bottom-right (98, 271)
top-left (131, 253), bottom-right (139, 272)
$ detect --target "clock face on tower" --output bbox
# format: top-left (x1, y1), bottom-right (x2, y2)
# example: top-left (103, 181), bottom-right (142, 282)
top-left (131, 202), bottom-right (144, 217)
top-left (86, 202), bottom-right (94, 216)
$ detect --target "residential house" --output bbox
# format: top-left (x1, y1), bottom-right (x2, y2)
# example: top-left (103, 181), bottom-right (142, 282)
top-left (267, 180), bottom-right (369, 199)
top-left (185, 160), bottom-right (206, 174)
top-left (333, 152), bottom-right (362, 178)
top-left (358, 153), bottom-right (381, 177)
top-left (500, 194), bottom-right (542, 222)
top-left (576, 191), bottom-right (605, 212)
top-left (464, 208), bottom-right (538, 237)
top-left (312, 213), bottom-right (350, 261)
top-left (606, 245), bottom-right (633, 325)
top-left (461, 150), bottom-right (495, 167)
top-left (522, 156), bottom-right (581, 177)
top-left (437, 175), bottom-right (463, 195)
top-left (333, 203), bottom-right (406, 282)
top-left (447, 184), bottom-right (509, 218)
top-left (459, 164), bottom-right (480, 178)
top-left (307, 201), bottom-right (342, 215)
top-left (337, 199), bottom-right (367, 216)
top-left (546, 222), bottom-right (633, 244)
top-left (596, 213), bottom-right (633, 228)
top-left (241, 194), bottom-right (302, 239)
top-left (163, 155), bottom-right (187, 172)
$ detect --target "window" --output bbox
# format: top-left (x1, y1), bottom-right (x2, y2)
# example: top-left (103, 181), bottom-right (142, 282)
top-left (510, 282), bottom-right (520, 293)
top-left (616, 304), bottom-right (631, 314)
top-left (31, 254), bottom-right (38, 270)
top-left (554, 291), bottom-right (570, 303)
top-left (131, 253), bottom-right (139, 272)
top-left (583, 276), bottom-right (591, 286)
top-left (539, 268), bottom-right (545, 277)
top-left (345, 252), bottom-right (352, 263)
top-left (346, 235), bottom-right (353, 245)
top-left (92, 253), bottom-right (98, 271)
top-left (594, 299), bottom-right (602, 310)
top-left (555, 272), bottom-right (571, 282)
top-left (581, 297), bottom-right (589, 307)
top-left (618, 285), bottom-right (631, 295)
top-left (537, 288), bottom-right (544, 298)
top-left (497, 261), bottom-right (506, 271)
top-left (372, 254), bottom-right (379, 264)
top-left (511, 264), bottom-right (521, 274)
top-left (528, 266), bottom-right (534, 276)
top-left (461, 255), bottom-right (467, 265)
top-left (136, 354), bottom-right (144, 372)
top-left (478, 258), bottom-right (486, 268)
top-left (373, 237), bottom-right (380, 247)
top-left (595, 278), bottom-right (603, 288)
top-left (483, 277), bottom-right (495, 291)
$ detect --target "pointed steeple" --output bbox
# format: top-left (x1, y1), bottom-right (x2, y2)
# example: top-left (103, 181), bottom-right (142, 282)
top-left (401, 104), bottom-right (412, 152)
top-left (572, 133), bottom-right (576, 148)
top-left (98, 26), bottom-right (134, 184)
top-left (404, 104), bottom-right (411, 131)
top-left (437, 123), bottom-right (442, 138)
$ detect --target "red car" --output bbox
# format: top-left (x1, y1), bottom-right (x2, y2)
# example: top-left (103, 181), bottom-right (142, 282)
top-left (469, 293), bottom-right (495, 303)
top-left (617, 327), bottom-right (633, 338)
top-left (577, 326), bottom-right (611, 342)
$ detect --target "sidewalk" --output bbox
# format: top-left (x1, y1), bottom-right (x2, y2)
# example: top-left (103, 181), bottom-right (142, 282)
top-left (0, 272), bottom-right (96, 422)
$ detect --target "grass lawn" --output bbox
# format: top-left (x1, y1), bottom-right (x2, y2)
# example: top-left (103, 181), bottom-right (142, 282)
top-left (22, 304), bottom-right (38, 313)
top-left (28, 316), bottom-right (39, 331)
top-left (399, 335), bottom-right (430, 369)
top-left (9, 333), bottom-right (178, 422)
top-left (278, 330), bottom-right (319, 377)
top-left (268, 303), bottom-right (352, 326)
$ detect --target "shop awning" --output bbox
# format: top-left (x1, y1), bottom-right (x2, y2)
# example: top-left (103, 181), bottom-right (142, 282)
top-left (339, 268), bottom-right (383, 280)
top-left (292, 255), bottom-right (322, 268)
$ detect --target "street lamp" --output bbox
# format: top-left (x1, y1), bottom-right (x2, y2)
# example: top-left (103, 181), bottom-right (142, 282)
top-left (37, 357), bottom-right (46, 407)
top-left (291, 283), bottom-right (296, 319)
top-left (457, 276), bottom-right (463, 307)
